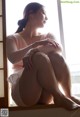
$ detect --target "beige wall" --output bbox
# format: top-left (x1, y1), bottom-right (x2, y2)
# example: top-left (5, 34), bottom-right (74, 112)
top-left (9, 108), bottom-right (80, 117)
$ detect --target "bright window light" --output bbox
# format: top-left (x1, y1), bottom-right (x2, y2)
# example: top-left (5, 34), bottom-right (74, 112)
top-left (6, 0), bottom-right (60, 42)
top-left (61, 1), bottom-right (80, 97)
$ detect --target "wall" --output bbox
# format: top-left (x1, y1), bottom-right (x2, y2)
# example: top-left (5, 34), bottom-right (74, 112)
top-left (9, 108), bottom-right (80, 117)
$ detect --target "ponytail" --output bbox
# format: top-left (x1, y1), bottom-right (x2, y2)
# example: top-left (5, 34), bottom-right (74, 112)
top-left (16, 2), bottom-right (44, 33)
top-left (16, 18), bottom-right (27, 33)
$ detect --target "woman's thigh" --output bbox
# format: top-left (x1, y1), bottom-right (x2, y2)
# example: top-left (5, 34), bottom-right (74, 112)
top-left (19, 68), bottom-right (42, 106)
top-left (38, 89), bottom-right (53, 104)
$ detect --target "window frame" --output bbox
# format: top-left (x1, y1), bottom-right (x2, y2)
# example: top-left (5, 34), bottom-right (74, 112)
top-left (57, 0), bottom-right (66, 57)
top-left (0, 0), bottom-right (8, 108)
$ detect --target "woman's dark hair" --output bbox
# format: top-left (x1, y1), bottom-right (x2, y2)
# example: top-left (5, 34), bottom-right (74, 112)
top-left (16, 2), bottom-right (44, 33)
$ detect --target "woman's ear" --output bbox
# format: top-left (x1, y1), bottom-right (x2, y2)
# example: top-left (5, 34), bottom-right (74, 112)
top-left (29, 14), bottom-right (34, 19)
top-left (29, 13), bottom-right (33, 19)
top-left (28, 11), bottom-right (34, 20)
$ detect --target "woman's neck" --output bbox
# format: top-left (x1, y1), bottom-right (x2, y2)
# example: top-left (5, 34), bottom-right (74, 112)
top-left (19, 27), bottom-right (40, 40)
top-left (22, 20), bottom-right (41, 37)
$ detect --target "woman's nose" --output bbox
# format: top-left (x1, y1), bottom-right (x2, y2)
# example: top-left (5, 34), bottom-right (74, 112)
top-left (45, 15), bottom-right (48, 20)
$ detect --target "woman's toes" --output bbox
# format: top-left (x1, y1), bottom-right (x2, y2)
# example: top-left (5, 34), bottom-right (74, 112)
top-left (54, 96), bottom-right (80, 110)
top-left (71, 96), bottom-right (80, 105)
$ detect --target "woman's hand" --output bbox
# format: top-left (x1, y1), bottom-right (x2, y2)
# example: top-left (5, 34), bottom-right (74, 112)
top-left (23, 48), bottom-right (39, 70)
top-left (47, 38), bottom-right (59, 47)
top-left (38, 39), bottom-right (53, 46)
top-left (34, 38), bottom-right (62, 52)
top-left (34, 39), bottom-right (62, 52)
top-left (47, 38), bottom-right (63, 52)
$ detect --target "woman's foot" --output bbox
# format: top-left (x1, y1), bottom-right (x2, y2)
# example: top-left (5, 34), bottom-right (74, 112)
top-left (70, 96), bottom-right (80, 105)
top-left (54, 95), bottom-right (80, 110)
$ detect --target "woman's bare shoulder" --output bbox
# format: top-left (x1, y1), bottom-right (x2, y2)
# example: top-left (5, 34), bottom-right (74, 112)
top-left (7, 34), bottom-right (16, 40)
top-left (6, 34), bottom-right (18, 49)
top-left (6, 34), bottom-right (18, 45)
top-left (46, 32), bottom-right (55, 39)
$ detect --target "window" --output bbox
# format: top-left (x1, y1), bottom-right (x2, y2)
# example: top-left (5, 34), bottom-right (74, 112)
top-left (0, 0), bottom-right (4, 98)
top-left (0, 0), bottom-right (8, 107)
top-left (61, 0), bottom-right (80, 97)
top-left (1, 0), bottom-right (80, 108)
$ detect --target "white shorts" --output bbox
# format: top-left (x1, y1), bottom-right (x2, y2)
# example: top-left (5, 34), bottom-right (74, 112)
top-left (8, 69), bottom-right (26, 106)
top-left (8, 69), bottom-right (23, 85)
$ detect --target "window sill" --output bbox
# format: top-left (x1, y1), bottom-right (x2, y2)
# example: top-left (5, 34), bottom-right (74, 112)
top-left (9, 104), bottom-right (57, 111)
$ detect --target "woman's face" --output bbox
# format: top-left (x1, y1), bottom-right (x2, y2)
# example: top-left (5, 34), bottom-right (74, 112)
top-left (32, 7), bottom-right (48, 28)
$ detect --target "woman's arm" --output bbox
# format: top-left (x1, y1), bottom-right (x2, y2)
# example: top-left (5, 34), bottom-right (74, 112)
top-left (6, 36), bottom-right (37, 64)
top-left (6, 36), bottom-right (54, 64)
top-left (46, 33), bottom-right (63, 52)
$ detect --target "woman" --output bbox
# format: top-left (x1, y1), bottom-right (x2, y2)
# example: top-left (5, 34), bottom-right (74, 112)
top-left (7, 2), bottom-right (80, 110)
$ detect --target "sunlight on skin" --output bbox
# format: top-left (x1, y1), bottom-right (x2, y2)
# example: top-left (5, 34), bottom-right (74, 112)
top-left (58, 84), bottom-right (65, 95)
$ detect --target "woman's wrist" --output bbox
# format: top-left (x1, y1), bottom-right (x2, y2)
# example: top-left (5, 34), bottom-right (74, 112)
top-left (32, 41), bottom-right (39, 48)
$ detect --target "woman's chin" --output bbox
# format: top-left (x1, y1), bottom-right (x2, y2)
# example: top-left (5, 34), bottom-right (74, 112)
top-left (39, 24), bottom-right (45, 28)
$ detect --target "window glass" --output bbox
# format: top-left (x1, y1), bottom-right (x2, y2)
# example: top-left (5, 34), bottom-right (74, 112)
top-left (0, 17), bottom-right (3, 41)
top-left (0, 0), bottom-right (2, 15)
top-left (0, 43), bottom-right (3, 68)
top-left (61, 0), bottom-right (80, 97)
top-left (0, 70), bottom-right (4, 97)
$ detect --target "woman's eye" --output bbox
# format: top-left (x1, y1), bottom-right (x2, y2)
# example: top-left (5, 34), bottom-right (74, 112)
top-left (43, 11), bottom-right (46, 14)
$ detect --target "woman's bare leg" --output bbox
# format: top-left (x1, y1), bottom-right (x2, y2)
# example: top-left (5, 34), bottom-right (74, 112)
top-left (19, 52), bottom-right (80, 109)
top-left (19, 52), bottom-right (59, 106)
top-left (48, 52), bottom-right (80, 104)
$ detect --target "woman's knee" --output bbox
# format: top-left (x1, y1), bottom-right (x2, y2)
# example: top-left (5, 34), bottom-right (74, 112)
top-left (49, 52), bottom-right (65, 64)
top-left (32, 52), bottom-right (50, 65)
